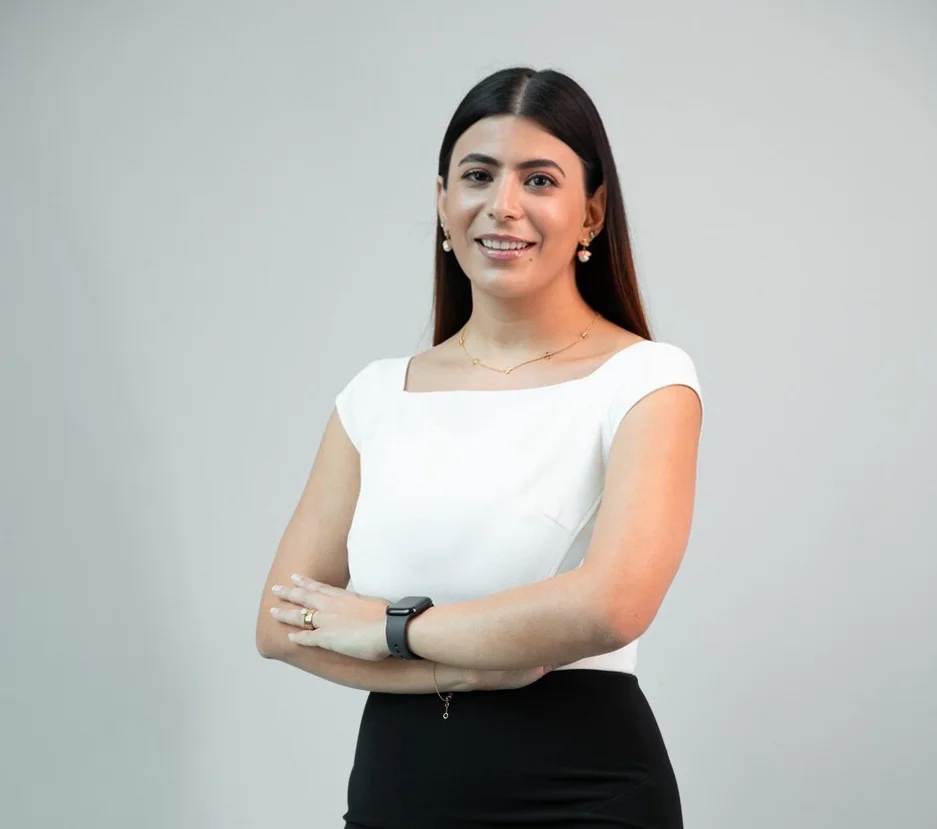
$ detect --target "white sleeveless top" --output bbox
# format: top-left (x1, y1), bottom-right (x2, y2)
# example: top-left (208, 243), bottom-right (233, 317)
top-left (334, 340), bottom-right (703, 675)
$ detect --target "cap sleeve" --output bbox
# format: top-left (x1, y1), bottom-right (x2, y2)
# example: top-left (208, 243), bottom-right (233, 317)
top-left (602, 342), bottom-right (703, 453)
top-left (334, 358), bottom-right (385, 453)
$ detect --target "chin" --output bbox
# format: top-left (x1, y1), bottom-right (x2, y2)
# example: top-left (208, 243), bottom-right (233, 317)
top-left (467, 270), bottom-right (547, 298)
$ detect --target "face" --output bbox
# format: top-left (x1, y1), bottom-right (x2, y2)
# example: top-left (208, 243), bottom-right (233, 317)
top-left (437, 115), bottom-right (605, 296)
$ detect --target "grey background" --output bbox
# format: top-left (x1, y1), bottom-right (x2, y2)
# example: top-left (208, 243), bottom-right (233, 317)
top-left (2, 1), bottom-right (935, 827)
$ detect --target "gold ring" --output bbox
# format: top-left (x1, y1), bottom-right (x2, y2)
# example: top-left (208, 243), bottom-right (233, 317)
top-left (301, 608), bottom-right (315, 629)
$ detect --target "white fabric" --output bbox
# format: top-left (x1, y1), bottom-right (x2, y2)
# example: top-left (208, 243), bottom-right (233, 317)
top-left (334, 340), bottom-right (703, 675)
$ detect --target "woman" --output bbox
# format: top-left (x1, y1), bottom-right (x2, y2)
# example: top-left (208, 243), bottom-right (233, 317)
top-left (256, 66), bottom-right (703, 828)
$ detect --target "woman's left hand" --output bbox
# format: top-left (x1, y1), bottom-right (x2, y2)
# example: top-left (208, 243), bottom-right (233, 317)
top-left (270, 574), bottom-right (392, 661)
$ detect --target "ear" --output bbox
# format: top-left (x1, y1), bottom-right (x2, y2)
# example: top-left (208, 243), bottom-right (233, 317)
top-left (436, 175), bottom-right (447, 229)
top-left (584, 181), bottom-right (607, 237)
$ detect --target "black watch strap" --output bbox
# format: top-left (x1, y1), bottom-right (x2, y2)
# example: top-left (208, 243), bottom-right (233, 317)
top-left (385, 597), bottom-right (433, 660)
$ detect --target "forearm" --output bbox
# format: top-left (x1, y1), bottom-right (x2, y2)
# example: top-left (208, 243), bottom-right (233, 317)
top-left (259, 638), bottom-right (475, 694)
top-left (406, 567), bottom-right (625, 671)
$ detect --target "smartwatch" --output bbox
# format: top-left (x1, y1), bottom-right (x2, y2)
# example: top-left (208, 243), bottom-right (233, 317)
top-left (385, 596), bottom-right (434, 660)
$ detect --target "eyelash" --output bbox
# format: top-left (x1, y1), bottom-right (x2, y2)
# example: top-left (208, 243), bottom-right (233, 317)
top-left (462, 170), bottom-right (557, 189)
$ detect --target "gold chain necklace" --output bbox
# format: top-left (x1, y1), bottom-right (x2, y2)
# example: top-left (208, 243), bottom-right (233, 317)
top-left (458, 311), bottom-right (602, 375)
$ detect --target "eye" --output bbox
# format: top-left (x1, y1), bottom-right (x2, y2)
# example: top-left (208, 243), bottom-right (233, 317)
top-left (462, 170), bottom-right (557, 189)
top-left (463, 170), bottom-right (491, 184)
top-left (527, 174), bottom-right (557, 189)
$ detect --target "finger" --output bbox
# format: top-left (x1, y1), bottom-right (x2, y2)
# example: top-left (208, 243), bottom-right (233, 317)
top-left (269, 606), bottom-right (311, 628)
top-left (290, 574), bottom-right (344, 597)
top-left (271, 584), bottom-right (322, 608)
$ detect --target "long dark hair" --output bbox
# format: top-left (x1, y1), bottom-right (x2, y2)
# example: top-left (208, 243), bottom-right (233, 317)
top-left (431, 66), bottom-right (652, 346)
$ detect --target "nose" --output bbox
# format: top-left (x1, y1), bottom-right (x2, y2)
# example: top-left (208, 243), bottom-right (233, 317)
top-left (486, 173), bottom-right (522, 221)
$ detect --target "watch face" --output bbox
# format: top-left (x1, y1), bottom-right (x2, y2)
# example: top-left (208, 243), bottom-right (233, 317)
top-left (387, 596), bottom-right (433, 615)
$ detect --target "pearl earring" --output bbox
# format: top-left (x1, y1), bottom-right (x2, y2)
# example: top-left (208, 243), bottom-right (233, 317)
top-left (441, 225), bottom-right (452, 252)
top-left (577, 229), bottom-right (595, 263)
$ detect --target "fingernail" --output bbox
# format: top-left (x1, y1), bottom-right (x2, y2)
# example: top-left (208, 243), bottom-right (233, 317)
top-left (272, 585), bottom-right (283, 593)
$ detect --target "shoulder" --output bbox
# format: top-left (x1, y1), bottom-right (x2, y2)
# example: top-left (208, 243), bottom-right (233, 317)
top-left (333, 354), bottom-right (407, 451)
top-left (587, 323), bottom-right (699, 387)
top-left (579, 319), bottom-right (645, 357)
top-left (601, 330), bottom-right (699, 380)
top-left (402, 342), bottom-right (475, 392)
top-left (600, 337), bottom-right (703, 450)
top-left (338, 354), bottom-right (406, 392)
top-left (633, 339), bottom-right (699, 373)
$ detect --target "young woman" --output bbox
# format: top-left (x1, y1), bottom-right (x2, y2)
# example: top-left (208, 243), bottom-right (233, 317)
top-left (256, 66), bottom-right (704, 828)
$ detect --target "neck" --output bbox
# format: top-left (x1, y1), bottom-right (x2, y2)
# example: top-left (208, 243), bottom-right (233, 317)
top-left (463, 277), bottom-right (599, 361)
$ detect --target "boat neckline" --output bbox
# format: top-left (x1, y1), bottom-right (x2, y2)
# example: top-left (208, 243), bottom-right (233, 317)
top-left (399, 339), bottom-right (656, 396)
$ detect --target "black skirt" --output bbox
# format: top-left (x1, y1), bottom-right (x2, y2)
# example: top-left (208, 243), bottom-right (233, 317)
top-left (343, 668), bottom-right (683, 828)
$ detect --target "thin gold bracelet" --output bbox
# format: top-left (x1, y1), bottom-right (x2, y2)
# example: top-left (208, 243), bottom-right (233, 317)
top-left (432, 662), bottom-right (454, 720)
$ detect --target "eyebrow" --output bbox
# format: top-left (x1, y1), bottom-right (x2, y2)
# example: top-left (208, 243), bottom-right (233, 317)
top-left (457, 152), bottom-right (566, 178)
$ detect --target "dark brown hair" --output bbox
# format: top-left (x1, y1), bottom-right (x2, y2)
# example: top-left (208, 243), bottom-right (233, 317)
top-left (431, 66), bottom-right (652, 346)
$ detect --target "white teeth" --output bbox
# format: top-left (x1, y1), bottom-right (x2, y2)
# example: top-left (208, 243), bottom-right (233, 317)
top-left (480, 239), bottom-right (531, 250)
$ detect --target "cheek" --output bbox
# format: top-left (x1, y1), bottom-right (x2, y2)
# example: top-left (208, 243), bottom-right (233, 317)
top-left (446, 188), bottom-right (485, 221)
top-left (531, 203), bottom-right (579, 244)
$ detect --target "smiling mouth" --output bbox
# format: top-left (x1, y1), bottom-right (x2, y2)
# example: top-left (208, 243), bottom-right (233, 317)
top-left (475, 239), bottom-right (535, 259)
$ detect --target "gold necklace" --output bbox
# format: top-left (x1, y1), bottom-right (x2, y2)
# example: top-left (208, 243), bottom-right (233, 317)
top-left (458, 311), bottom-right (602, 375)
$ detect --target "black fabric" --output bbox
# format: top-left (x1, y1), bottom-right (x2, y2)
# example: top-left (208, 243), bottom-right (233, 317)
top-left (342, 669), bottom-right (683, 828)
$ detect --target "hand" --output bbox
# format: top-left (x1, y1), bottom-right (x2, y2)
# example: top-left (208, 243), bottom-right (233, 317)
top-left (270, 574), bottom-right (392, 662)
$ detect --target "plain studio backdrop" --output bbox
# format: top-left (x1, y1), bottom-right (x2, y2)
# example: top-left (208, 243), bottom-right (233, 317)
top-left (2, 1), bottom-right (935, 827)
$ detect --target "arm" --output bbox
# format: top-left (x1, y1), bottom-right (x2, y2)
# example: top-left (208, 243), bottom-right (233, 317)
top-left (261, 643), bottom-right (476, 694)
top-left (254, 407), bottom-right (475, 693)
top-left (405, 568), bottom-right (623, 672)
top-left (256, 408), bottom-right (357, 656)
top-left (405, 383), bottom-right (703, 671)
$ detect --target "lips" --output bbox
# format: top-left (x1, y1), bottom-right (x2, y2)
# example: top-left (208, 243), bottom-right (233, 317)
top-left (475, 237), bottom-right (534, 245)
top-left (477, 240), bottom-right (534, 249)
top-left (475, 239), bottom-right (534, 260)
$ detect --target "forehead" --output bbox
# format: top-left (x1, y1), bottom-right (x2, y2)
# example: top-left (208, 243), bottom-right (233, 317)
top-left (452, 115), bottom-right (574, 163)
